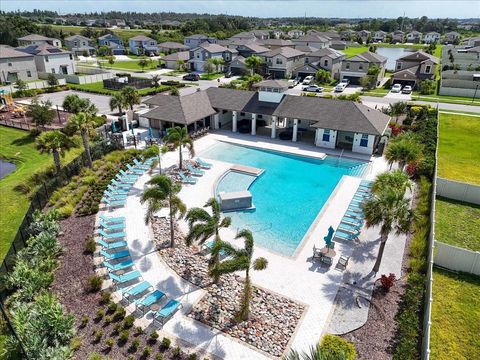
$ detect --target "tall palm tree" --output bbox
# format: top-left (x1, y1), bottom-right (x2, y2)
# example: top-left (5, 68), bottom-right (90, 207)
top-left (35, 130), bottom-right (77, 173)
top-left (164, 126), bottom-right (194, 170)
top-left (121, 86), bottom-right (141, 110)
top-left (371, 170), bottom-right (412, 196)
top-left (185, 198), bottom-right (231, 282)
top-left (140, 175), bottom-right (186, 247)
top-left (210, 229), bottom-right (268, 321)
top-left (69, 112), bottom-right (97, 168)
top-left (362, 188), bottom-right (416, 273)
top-left (109, 92), bottom-right (126, 116)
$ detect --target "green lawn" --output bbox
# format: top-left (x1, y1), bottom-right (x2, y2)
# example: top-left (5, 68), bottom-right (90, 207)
top-left (437, 113), bottom-right (480, 184)
top-left (411, 93), bottom-right (480, 106)
top-left (200, 72), bottom-right (224, 80)
top-left (0, 127), bottom-right (83, 261)
top-left (99, 60), bottom-right (158, 72)
top-left (435, 197), bottom-right (480, 251)
top-left (430, 267), bottom-right (480, 360)
top-left (68, 81), bottom-right (170, 96)
top-left (343, 46), bottom-right (369, 58)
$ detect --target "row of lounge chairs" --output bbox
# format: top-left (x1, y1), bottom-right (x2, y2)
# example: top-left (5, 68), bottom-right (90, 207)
top-left (176, 158), bottom-right (213, 185)
top-left (189, 126), bottom-right (210, 139)
top-left (97, 214), bottom-right (181, 327)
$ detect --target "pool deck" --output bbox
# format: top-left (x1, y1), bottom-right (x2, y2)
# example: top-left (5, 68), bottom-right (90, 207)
top-left (230, 164), bottom-right (263, 176)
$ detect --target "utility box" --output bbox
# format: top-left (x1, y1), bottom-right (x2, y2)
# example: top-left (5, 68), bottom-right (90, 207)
top-left (219, 191), bottom-right (253, 211)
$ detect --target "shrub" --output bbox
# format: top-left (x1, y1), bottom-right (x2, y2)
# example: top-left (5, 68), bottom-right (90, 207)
top-left (380, 273), bottom-right (396, 291)
top-left (84, 236), bottom-right (96, 254)
top-left (58, 204), bottom-right (74, 218)
top-left (130, 339), bottom-right (140, 352)
top-left (119, 329), bottom-right (129, 343)
top-left (80, 315), bottom-right (89, 328)
top-left (105, 338), bottom-right (114, 349)
top-left (89, 352), bottom-right (103, 360)
top-left (187, 353), bottom-right (198, 360)
top-left (104, 315), bottom-right (113, 325)
top-left (135, 326), bottom-right (144, 335)
top-left (100, 291), bottom-right (112, 304)
top-left (150, 331), bottom-right (159, 341)
top-left (123, 314), bottom-right (135, 329)
top-left (143, 346), bottom-right (152, 357)
top-left (155, 354), bottom-right (164, 360)
top-left (86, 275), bottom-right (103, 292)
top-left (320, 335), bottom-right (356, 360)
top-left (96, 308), bottom-right (105, 319)
top-left (94, 329), bottom-right (104, 343)
top-left (161, 337), bottom-right (171, 349)
top-left (70, 336), bottom-right (82, 352)
top-left (172, 346), bottom-right (182, 358)
top-left (113, 323), bottom-right (122, 334)
top-left (113, 307), bottom-right (126, 321)
top-left (107, 301), bottom-right (118, 313)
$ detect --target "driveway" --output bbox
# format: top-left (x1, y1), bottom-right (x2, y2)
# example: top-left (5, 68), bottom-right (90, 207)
top-left (384, 91), bottom-right (412, 101)
top-left (37, 90), bottom-right (114, 114)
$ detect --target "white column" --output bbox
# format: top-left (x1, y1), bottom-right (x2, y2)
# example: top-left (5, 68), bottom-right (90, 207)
top-left (232, 111), bottom-right (237, 132)
top-left (251, 113), bottom-right (257, 136)
top-left (194, 121), bottom-right (198, 131)
top-left (271, 116), bottom-right (277, 139)
top-left (213, 114), bottom-right (219, 129)
top-left (292, 118), bottom-right (298, 142)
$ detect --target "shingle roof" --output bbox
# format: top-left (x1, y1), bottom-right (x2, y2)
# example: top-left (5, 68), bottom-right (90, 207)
top-left (163, 51), bottom-right (189, 61)
top-left (17, 43), bottom-right (71, 56)
top-left (18, 34), bottom-right (54, 41)
top-left (241, 43), bottom-right (270, 53)
top-left (158, 41), bottom-right (189, 50)
top-left (294, 45), bottom-right (318, 53)
top-left (243, 92), bottom-right (281, 116)
top-left (186, 34), bottom-right (209, 39)
top-left (253, 80), bottom-right (289, 89)
top-left (258, 39), bottom-right (295, 47)
top-left (295, 34), bottom-right (330, 43)
top-left (98, 33), bottom-right (121, 40)
top-left (397, 50), bottom-right (439, 64)
top-left (205, 87), bottom-right (256, 111)
top-left (129, 35), bottom-right (155, 41)
top-left (196, 42), bottom-right (229, 53)
top-left (348, 51), bottom-right (387, 63)
top-left (263, 47), bottom-right (304, 58)
top-left (307, 47), bottom-right (345, 59)
top-left (65, 35), bottom-right (90, 42)
top-left (0, 45), bottom-right (34, 59)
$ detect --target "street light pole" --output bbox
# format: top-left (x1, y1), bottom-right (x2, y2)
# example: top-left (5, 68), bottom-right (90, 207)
top-left (472, 84), bottom-right (479, 104)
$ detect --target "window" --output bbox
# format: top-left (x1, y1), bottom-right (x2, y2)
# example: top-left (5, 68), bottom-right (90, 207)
top-left (345, 62), bottom-right (350, 70)
top-left (425, 65), bottom-right (431, 74)
top-left (322, 129), bottom-right (331, 142)
top-left (359, 64), bottom-right (363, 70)
top-left (69, 54), bottom-right (73, 60)
top-left (8, 62), bottom-right (12, 67)
top-left (45, 56), bottom-right (49, 62)
top-left (150, 42), bottom-right (155, 46)
top-left (396, 62), bottom-right (402, 70)
top-left (240, 112), bottom-right (245, 116)
top-left (305, 57), bottom-right (309, 63)
top-left (360, 134), bottom-right (369, 147)
top-left (324, 59), bottom-right (328, 67)
top-left (27, 70), bottom-right (32, 77)
top-left (276, 58), bottom-right (283, 65)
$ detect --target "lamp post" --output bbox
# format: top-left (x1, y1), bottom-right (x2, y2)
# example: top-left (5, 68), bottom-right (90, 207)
top-left (472, 84), bottom-right (479, 104)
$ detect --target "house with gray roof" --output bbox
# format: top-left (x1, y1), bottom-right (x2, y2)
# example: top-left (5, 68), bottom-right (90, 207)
top-left (17, 34), bottom-right (62, 48)
top-left (262, 47), bottom-right (305, 79)
top-left (292, 35), bottom-right (330, 49)
top-left (16, 43), bottom-right (75, 75)
top-left (158, 41), bottom-right (189, 54)
top-left (287, 29), bottom-right (304, 39)
top-left (258, 39), bottom-right (295, 50)
top-left (142, 81), bottom-right (390, 155)
top-left (406, 31), bottom-right (423, 43)
top-left (64, 35), bottom-right (96, 56)
top-left (294, 48), bottom-right (346, 80)
top-left (188, 43), bottom-right (237, 72)
top-left (340, 51), bottom-right (387, 85)
top-left (392, 50), bottom-right (439, 87)
top-left (0, 45), bottom-right (38, 83)
top-left (163, 51), bottom-right (190, 70)
top-left (233, 43), bottom-right (270, 58)
top-left (128, 35), bottom-right (158, 55)
top-left (98, 33), bottom-right (126, 55)
top-left (183, 34), bottom-right (217, 49)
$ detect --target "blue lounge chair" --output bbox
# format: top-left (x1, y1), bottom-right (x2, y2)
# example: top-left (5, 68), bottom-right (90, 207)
top-left (103, 259), bottom-right (133, 272)
top-left (103, 190), bottom-right (128, 200)
top-left (122, 281), bottom-right (152, 301)
top-left (102, 197), bottom-right (126, 207)
top-left (100, 214), bottom-right (125, 224)
top-left (111, 179), bottom-right (132, 189)
top-left (339, 222), bottom-right (362, 233)
top-left (127, 164), bottom-right (144, 174)
top-left (99, 221), bottom-right (124, 231)
top-left (178, 171), bottom-right (197, 184)
top-left (186, 163), bottom-right (204, 176)
top-left (196, 158), bottom-right (212, 169)
top-left (341, 216), bottom-right (363, 227)
top-left (109, 270), bottom-right (142, 286)
top-left (119, 169), bottom-right (138, 179)
top-left (107, 184), bottom-right (129, 195)
top-left (97, 238), bottom-right (127, 250)
top-left (134, 159), bottom-right (151, 170)
top-left (98, 229), bottom-right (126, 240)
top-left (100, 249), bottom-right (130, 261)
top-left (136, 290), bottom-right (166, 315)
top-left (334, 230), bottom-right (359, 241)
top-left (153, 299), bottom-right (181, 326)
top-left (115, 174), bottom-right (136, 184)
top-left (344, 211), bottom-right (364, 220)
top-left (360, 180), bottom-right (373, 186)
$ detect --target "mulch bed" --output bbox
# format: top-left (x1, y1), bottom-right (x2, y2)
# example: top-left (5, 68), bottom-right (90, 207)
top-left (0, 109), bottom-right (71, 129)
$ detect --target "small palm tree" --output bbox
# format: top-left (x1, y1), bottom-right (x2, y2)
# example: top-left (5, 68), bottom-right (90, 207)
top-left (151, 74), bottom-right (161, 88)
top-left (142, 144), bottom-right (168, 174)
top-left (121, 86), bottom-right (141, 110)
top-left (362, 188), bottom-right (416, 273)
top-left (35, 130), bottom-right (77, 173)
top-left (109, 92), bottom-right (126, 116)
top-left (384, 135), bottom-right (422, 171)
top-left (141, 175), bottom-right (186, 247)
top-left (282, 344), bottom-right (330, 360)
top-left (164, 126), bottom-right (194, 170)
top-left (138, 58), bottom-right (148, 72)
top-left (245, 55), bottom-right (263, 76)
top-left (210, 229), bottom-right (268, 321)
top-left (371, 170), bottom-right (412, 196)
top-left (176, 60), bottom-right (186, 72)
top-left (69, 112), bottom-right (97, 168)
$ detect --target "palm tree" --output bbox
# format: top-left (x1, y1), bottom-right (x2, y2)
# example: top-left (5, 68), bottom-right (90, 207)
top-left (140, 175), bottom-right (186, 247)
top-left (362, 188), bottom-right (416, 273)
top-left (164, 126), bottom-right (194, 170)
top-left (185, 198), bottom-right (231, 282)
top-left (245, 55), bottom-right (263, 75)
top-left (210, 57), bottom-right (225, 73)
top-left (121, 86), bottom-right (141, 110)
top-left (109, 92), bottom-right (126, 116)
top-left (210, 229), bottom-right (268, 321)
top-left (384, 135), bottom-right (422, 171)
top-left (138, 58), bottom-right (149, 72)
top-left (282, 344), bottom-right (332, 360)
top-left (142, 144), bottom-right (168, 174)
top-left (176, 60), bottom-right (186, 72)
top-left (62, 94), bottom-right (98, 115)
top-left (68, 112), bottom-right (97, 168)
top-left (151, 74), bottom-right (161, 88)
top-left (371, 170), bottom-right (412, 196)
top-left (35, 130), bottom-right (77, 173)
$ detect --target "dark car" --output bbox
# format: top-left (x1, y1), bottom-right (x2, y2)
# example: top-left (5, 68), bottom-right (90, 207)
top-left (183, 73), bottom-right (200, 81)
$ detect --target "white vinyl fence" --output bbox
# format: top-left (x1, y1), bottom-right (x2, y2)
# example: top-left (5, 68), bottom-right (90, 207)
top-left (436, 178), bottom-right (480, 205)
top-left (434, 241), bottom-right (480, 275)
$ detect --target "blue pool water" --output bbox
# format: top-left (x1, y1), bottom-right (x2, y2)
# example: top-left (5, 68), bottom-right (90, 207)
top-left (216, 170), bottom-right (257, 194)
top-left (200, 142), bottom-right (368, 256)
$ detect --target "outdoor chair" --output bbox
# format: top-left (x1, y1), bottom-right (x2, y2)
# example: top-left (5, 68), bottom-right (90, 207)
top-left (102, 197), bottom-right (126, 208)
top-left (97, 238), bottom-right (127, 250)
top-left (111, 179), bottom-right (133, 189)
top-left (338, 222), bottom-right (362, 234)
top-left (153, 299), bottom-right (182, 327)
top-left (122, 281), bottom-right (153, 302)
top-left (100, 214), bottom-right (125, 224)
top-left (196, 158), bottom-right (212, 169)
top-left (100, 249), bottom-right (130, 261)
top-left (119, 169), bottom-right (139, 179)
top-left (127, 164), bottom-right (144, 175)
top-left (97, 229), bottom-right (126, 240)
top-left (103, 259), bottom-right (133, 272)
top-left (115, 174), bottom-right (136, 184)
top-left (103, 190), bottom-right (128, 201)
top-left (109, 269), bottom-right (142, 286)
top-left (178, 171), bottom-right (197, 184)
top-left (107, 184), bottom-right (129, 195)
top-left (321, 255), bottom-right (333, 266)
top-left (136, 290), bottom-right (166, 316)
top-left (338, 255), bottom-right (350, 269)
top-left (334, 229), bottom-right (360, 242)
top-left (186, 163), bottom-right (204, 176)
top-left (134, 159), bottom-right (151, 170)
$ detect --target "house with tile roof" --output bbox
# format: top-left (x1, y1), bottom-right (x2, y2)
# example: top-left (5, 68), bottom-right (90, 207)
top-left (98, 33), bottom-right (126, 55)
top-left (188, 43), bottom-right (237, 72)
top-left (261, 47), bottom-right (305, 79)
top-left (16, 43), bottom-right (75, 75)
top-left (0, 45), bottom-right (38, 83)
top-left (391, 50), bottom-right (439, 87)
top-left (292, 34), bottom-right (330, 49)
top-left (258, 39), bottom-right (295, 50)
top-left (128, 35), bottom-right (158, 55)
top-left (340, 51), bottom-right (387, 85)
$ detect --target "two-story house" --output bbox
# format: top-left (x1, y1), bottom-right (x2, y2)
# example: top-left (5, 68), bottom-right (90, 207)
top-left (184, 34), bottom-right (217, 49)
top-left (17, 43), bottom-right (75, 75)
top-left (287, 29), bottom-right (304, 39)
top-left (0, 45), bottom-right (38, 83)
top-left (262, 47), bottom-right (305, 79)
top-left (253, 30), bottom-right (271, 40)
top-left (391, 50), bottom-right (439, 88)
top-left (188, 43), bottom-right (237, 72)
top-left (406, 31), bottom-right (423, 43)
top-left (17, 34), bottom-right (62, 48)
top-left (293, 48), bottom-right (346, 80)
top-left (340, 51), bottom-right (387, 85)
top-left (128, 35), bottom-right (158, 56)
top-left (340, 29), bottom-right (356, 41)
top-left (444, 31), bottom-right (461, 44)
top-left (259, 39), bottom-right (295, 50)
top-left (372, 31), bottom-right (388, 42)
top-left (269, 29), bottom-right (284, 39)
top-left (356, 30), bottom-right (371, 43)
top-left (64, 35), bottom-right (96, 56)
top-left (158, 42), bottom-right (189, 54)
top-left (391, 30), bottom-right (406, 43)
top-left (292, 34), bottom-right (330, 50)
top-left (98, 33), bottom-right (126, 55)
top-left (234, 43), bottom-right (270, 58)
top-left (424, 32), bottom-right (441, 44)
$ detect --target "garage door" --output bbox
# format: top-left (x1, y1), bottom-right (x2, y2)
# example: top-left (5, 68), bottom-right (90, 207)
top-left (341, 76), bottom-right (361, 85)
top-left (270, 70), bottom-right (286, 79)
top-left (297, 72), bottom-right (315, 81)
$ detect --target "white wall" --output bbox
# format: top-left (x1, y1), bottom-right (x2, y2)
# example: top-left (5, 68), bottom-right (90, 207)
top-left (35, 54), bottom-right (76, 74)
top-left (352, 133), bottom-right (375, 154)
top-left (436, 178), bottom-right (480, 205)
top-left (217, 110), bottom-right (233, 130)
top-left (314, 128), bottom-right (337, 149)
top-left (434, 241), bottom-right (480, 276)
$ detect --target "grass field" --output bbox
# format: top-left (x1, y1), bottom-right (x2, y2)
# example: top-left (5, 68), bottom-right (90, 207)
top-left (435, 197), bottom-right (480, 251)
top-left (0, 126), bottom-right (83, 261)
top-left (411, 93), bottom-right (480, 106)
top-left (98, 60), bottom-right (159, 71)
top-left (430, 267), bottom-right (480, 360)
top-left (343, 46), bottom-right (369, 58)
top-left (49, 24), bottom-right (152, 39)
top-left (68, 81), bottom-right (169, 96)
top-left (437, 113), bottom-right (480, 184)
top-left (200, 72), bottom-right (224, 80)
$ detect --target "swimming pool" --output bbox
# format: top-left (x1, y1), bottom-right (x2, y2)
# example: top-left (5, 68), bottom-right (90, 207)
top-left (200, 142), bottom-right (368, 256)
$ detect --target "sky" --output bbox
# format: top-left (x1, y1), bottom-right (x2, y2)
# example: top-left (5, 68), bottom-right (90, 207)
top-left (2, 0), bottom-right (479, 19)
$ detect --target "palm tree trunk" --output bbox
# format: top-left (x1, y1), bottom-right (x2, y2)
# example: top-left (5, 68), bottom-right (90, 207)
top-left (178, 145), bottom-right (183, 170)
top-left (118, 106), bottom-right (123, 116)
top-left (52, 150), bottom-right (61, 173)
top-left (372, 234), bottom-right (388, 273)
top-left (158, 153), bottom-right (162, 174)
top-left (169, 193), bottom-right (175, 248)
top-left (238, 272), bottom-right (251, 321)
top-left (82, 131), bottom-right (93, 168)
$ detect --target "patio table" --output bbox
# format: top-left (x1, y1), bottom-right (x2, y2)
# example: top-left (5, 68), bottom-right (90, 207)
top-left (320, 247), bottom-right (336, 258)
top-left (150, 304), bottom-right (160, 312)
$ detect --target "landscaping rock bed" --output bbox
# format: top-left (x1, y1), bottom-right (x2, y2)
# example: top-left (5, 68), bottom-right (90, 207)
top-left (153, 218), bottom-right (306, 358)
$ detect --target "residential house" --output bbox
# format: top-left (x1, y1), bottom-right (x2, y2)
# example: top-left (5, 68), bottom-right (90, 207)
top-left (17, 43), bottom-right (75, 75)
top-left (292, 34), bottom-right (330, 49)
top-left (234, 43), bottom-right (270, 58)
top-left (356, 30), bottom-right (371, 43)
top-left (442, 45), bottom-right (480, 70)
top-left (229, 32), bottom-right (258, 42)
top-left (64, 35), bottom-right (96, 56)
top-left (229, 56), bottom-right (249, 75)
top-left (110, 19), bottom-right (127, 28)
top-left (424, 32), bottom-right (441, 44)
top-left (17, 34), bottom-right (62, 48)
top-left (188, 43), bottom-right (237, 72)
top-left (259, 39), bottom-right (295, 50)
top-left (142, 83), bottom-right (390, 155)
top-left (330, 40), bottom-right (347, 50)
top-left (340, 51), bottom-right (387, 85)
top-left (163, 51), bottom-right (190, 70)
top-left (392, 50), bottom-right (439, 87)
top-left (463, 37), bottom-right (480, 47)
top-left (128, 35), bottom-right (159, 55)
top-left (98, 33), bottom-right (126, 55)
top-left (406, 31), bottom-right (423, 43)
top-left (0, 45), bottom-right (38, 83)
top-left (293, 48), bottom-right (346, 80)
top-left (372, 31), bottom-right (388, 42)
top-left (158, 42), bottom-right (189, 54)
top-left (287, 29), bottom-right (304, 39)
top-left (391, 30), bottom-right (405, 43)
top-left (270, 29), bottom-right (284, 39)
top-left (184, 34), bottom-right (217, 49)
top-left (253, 30), bottom-right (271, 40)
top-left (262, 47), bottom-right (305, 79)
top-left (340, 29), bottom-right (356, 41)
top-left (444, 31), bottom-right (461, 43)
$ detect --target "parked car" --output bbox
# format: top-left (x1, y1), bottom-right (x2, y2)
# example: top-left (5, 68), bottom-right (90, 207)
top-left (288, 78), bottom-right (299, 88)
top-left (183, 73), bottom-right (200, 81)
top-left (402, 85), bottom-right (413, 94)
top-left (334, 83), bottom-right (348, 92)
top-left (391, 83), bottom-right (402, 93)
top-left (302, 75), bottom-right (314, 85)
top-left (302, 84), bottom-right (324, 93)
top-left (224, 70), bottom-right (232, 78)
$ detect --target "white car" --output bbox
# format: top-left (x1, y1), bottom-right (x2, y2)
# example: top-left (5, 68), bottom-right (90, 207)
top-left (334, 83), bottom-right (348, 92)
top-left (302, 84), bottom-right (324, 93)
top-left (288, 79), bottom-right (299, 88)
top-left (302, 76), bottom-right (314, 85)
top-left (402, 85), bottom-right (413, 94)
top-left (391, 83), bottom-right (402, 93)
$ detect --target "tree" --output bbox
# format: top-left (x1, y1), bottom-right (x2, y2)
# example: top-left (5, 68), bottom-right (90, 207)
top-left (106, 55), bottom-right (115, 68)
top-left (26, 99), bottom-right (55, 129)
top-left (142, 144), bottom-right (168, 174)
top-left (362, 187), bottom-right (415, 273)
top-left (138, 58), bottom-right (149, 72)
top-left (62, 94), bottom-right (98, 115)
top-left (82, 49), bottom-right (89, 58)
top-left (210, 229), bottom-right (268, 321)
top-left (203, 59), bottom-right (215, 76)
top-left (315, 69), bottom-right (331, 84)
top-left (68, 112), bottom-right (97, 168)
top-left (243, 74), bottom-right (263, 90)
top-left (371, 170), bottom-right (412, 196)
top-left (164, 126), bottom-right (194, 170)
top-left (15, 79), bottom-right (27, 91)
top-left (176, 59), bottom-right (187, 72)
top-left (359, 75), bottom-right (375, 90)
top-left (169, 87), bottom-right (180, 96)
top-left (384, 134), bottom-right (423, 170)
top-left (140, 175), bottom-right (186, 247)
top-left (97, 45), bottom-right (112, 57)
top-left (210, 57), bottom-right (225, 73)
top-left (36, 130), bottom-right (77, 173)
top-left (245, 55), bottom-right (263, 76)
top-left (46, 73), bottom-right (59, 87)
top-left (151, 74), bottom-right (161, 88)
top-left (121, 86), bottom-right (141, 110)
top-left (109, 92), bottom-right (126, 116)
top-left (418, 79), bottom-right (435, 95)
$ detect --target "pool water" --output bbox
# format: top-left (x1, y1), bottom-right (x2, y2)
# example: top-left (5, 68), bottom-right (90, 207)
top-left (200, 142), bottom-right (368, 256)
top-left (216, 170), bottom-right (257, 194)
